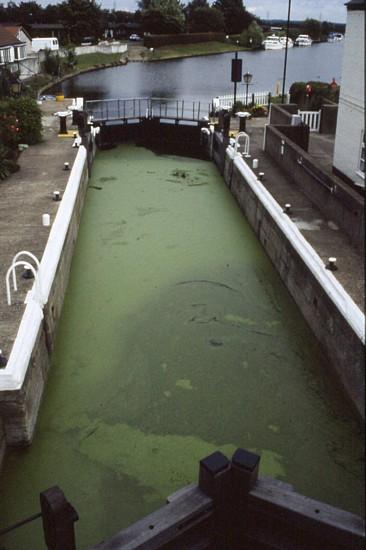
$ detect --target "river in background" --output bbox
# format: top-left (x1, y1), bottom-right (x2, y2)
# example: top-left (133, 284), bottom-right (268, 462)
top-left (0, 144), bottom-right (363, 550)
top-left (57, 41), bottom-right (344, 106)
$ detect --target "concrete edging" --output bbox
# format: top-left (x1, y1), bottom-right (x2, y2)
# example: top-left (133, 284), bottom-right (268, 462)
top-left (0, 146), bottom-right (89, 451)
top-left (223, 145), bottom-right (365, 420)
top-left (0, 147), bottom-right (87, 392)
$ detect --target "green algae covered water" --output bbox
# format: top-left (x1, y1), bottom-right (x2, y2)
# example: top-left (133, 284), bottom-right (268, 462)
top-left (0, 145), bottom-right (364, 549)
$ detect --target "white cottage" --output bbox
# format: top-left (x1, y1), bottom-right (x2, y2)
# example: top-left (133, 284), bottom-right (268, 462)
top-left (0, 26), bottom-right (26, 71)
top-left (333, 0), bottom-right (365, 188)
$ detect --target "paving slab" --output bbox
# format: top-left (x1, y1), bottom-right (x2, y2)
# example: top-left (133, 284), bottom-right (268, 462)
top-left (238, 117), bottom-right (365, 312)
top-left (0, 99), bottom-right (79, 360)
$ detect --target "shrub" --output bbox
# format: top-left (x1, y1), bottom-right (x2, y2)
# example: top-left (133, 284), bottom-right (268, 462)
top-left (43, 49), bottom-right (61, 76)
top-left (250, 104), bottom-right (268, 117)
top-left (0, 107), bottom-right (19, 148)
top-left (289, 80), bottom-right (340, 109)
top-left (0, 145), bottom-right (19, 180)
top-left (8, 97), bottom-right (42, 145)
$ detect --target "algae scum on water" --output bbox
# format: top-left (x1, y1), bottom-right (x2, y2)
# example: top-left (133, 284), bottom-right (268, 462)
top-left (0, 144), bottom-right (364, 550)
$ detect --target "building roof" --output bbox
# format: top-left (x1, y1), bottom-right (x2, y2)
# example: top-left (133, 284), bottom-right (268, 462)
top-left (346, 0), bottom-right (366, 10)
top-left (0, 26), bottom-right (23, 48)
top-left (30, 23), bottom-right (65, 30)
top-left (1, 24), bottom-right (32, 41)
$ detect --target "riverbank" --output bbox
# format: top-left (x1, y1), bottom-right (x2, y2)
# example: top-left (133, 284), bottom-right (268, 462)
top-left (149, 40), bottom-right (247, 60)
top-left (37, 42), bottom-right (250, 96)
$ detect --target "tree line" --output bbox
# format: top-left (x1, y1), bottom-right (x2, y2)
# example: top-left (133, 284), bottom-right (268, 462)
top-left (0, 0), bottom-right (256, 42)
top-left (0, 0), bottom-right (344, 45)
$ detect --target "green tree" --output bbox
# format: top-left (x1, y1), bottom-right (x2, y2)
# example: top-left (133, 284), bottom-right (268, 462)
top-left (15, 1), bottom-right (43, 23)
top-left (58, 0), bottom-right (103, 43)
top-left (43, 49), bottom-right (61, 77)
top-left (187, 6), bottom-right (225, 32)
top-left (6, 97), bottom-right (42, 145)
top-left (213, 0), bottom-right (253, 34)
top-left (141, 0), bottom-right (185, 34)
top-left (239, 20), bottom-right (263, 48)
top-left (303, 18), bottom-right (322, 41)
top-left (64, 46), bottom-right (77, 70)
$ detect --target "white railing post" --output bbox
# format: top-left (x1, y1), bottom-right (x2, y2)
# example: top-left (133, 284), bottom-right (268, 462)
top-left (11, 251), bottom-right (40, 292)
top-left (6, 261), bottom-right (41, 306)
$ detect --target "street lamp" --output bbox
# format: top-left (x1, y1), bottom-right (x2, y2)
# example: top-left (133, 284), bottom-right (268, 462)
top-left (281, 0), bottom-right (292, 103)
top-left (243, 71), bottom-right (253, 107)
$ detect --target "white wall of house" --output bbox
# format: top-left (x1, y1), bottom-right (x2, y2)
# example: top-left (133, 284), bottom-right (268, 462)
top-left (17, 28), bottom-right (33, 55)
top-left (333, 7), bottom-right (365, 187)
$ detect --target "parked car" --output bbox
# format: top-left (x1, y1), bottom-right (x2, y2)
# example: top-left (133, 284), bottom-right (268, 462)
top-left (129, 34), bottom-right (142, 41)
top-left (81, 36), bottom-right (96, 46)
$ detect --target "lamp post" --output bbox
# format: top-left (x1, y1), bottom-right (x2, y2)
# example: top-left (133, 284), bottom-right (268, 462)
top-left (243, 71), bottom-right (253, 107)
top-left (281, 0), bottom-right (292, 103)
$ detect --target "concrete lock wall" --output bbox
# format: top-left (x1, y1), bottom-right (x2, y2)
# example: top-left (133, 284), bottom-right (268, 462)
top-left (221, 145), bottom-right (365, 421)
top-left (269, 103), bottom-right (298, 125)
top-left (265, 125), bottom-right (365, 251)
top-left (0, 144), bottom-right (92, 455)
top-left (319, 103), bottom-right (338, 135)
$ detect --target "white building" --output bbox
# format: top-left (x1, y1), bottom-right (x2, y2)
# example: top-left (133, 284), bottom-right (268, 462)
top-left (333, 0), bottom-right (365, 188)
top-left (0, 26), bottom-right (26, 70)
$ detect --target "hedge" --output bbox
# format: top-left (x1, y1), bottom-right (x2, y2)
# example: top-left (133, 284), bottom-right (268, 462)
top-left (144, 32), bottom-right (226, 48)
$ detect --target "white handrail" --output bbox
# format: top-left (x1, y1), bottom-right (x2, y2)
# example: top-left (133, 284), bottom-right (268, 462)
top-left (6, 261), bottom-right (41, 306)
top-left (235, 132), bottom-right (250, 156)
top-left (11, 251), bottom-right (40, 292)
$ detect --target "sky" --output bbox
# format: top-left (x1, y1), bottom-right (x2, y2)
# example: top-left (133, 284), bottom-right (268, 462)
top-left (3, 0), bottom-right (348, 23)
top-left (93, 0), bottom-right (348, 23)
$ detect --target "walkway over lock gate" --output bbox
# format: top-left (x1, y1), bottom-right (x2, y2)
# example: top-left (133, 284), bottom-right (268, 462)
top-left (85, 97), bottom-right (211, 124)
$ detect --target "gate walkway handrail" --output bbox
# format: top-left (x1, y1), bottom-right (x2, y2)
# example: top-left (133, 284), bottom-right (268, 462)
top-left (85, 97), bottom-right (211, 123)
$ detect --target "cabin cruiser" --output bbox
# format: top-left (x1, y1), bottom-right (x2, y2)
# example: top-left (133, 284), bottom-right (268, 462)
top-left (279, 36), bottom-right (294, 48)
top-left (327, 32), bottom-right (344, 42)
top-left (262, 35), bottom-right (283, 50)
top-left (295, 34), bottom-right (312, 46)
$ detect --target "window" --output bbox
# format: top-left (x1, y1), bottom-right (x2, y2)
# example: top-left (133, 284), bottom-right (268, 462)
top-left (0, 47), bottom-right (12, 64)
top-left (14, 45), bottom-right (26, 60)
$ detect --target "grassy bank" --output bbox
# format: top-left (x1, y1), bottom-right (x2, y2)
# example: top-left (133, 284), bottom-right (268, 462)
top-left (75, 52), bottom-right (123, 71)
top-left (150, 41), bottom-right (248, 61)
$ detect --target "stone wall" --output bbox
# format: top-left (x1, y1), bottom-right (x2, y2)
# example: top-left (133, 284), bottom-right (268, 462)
top-left (220, 145), bottom-right (364, 421)
top-left (269, 103), bottom-right (298, 125)
top-left (265, 125), bottom-right (365, 251)
top-left (319, 104), bottom-right (338, 135)
top-left (0, 144), bottom-right (93, 461)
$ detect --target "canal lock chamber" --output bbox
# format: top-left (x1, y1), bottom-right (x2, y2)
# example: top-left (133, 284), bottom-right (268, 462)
top-left (0, 135), bottom-right (364, 549)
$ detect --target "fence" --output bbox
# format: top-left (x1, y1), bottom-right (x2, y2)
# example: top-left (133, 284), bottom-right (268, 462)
top-left (298, 109), bottom-right (321, 131)
top-left (85, 97), bottom-right (211, 122)
top-left (213, 91), bottom-right (272, 110)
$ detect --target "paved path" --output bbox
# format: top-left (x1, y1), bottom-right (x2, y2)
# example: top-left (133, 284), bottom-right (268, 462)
top-left (0, 99), bottom-right (78, 360)
top-left (240, 117), bottom-right (365, 311)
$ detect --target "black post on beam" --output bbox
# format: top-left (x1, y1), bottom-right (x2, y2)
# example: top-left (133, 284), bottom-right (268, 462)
top-left (59, 116), bottom-right (67, 135)
top-left (199, 451), bottom-right (231, 549)
top-left (230, 448), bottom-right (260, 548)
top-left (40, 486), bottom-right (79, 550)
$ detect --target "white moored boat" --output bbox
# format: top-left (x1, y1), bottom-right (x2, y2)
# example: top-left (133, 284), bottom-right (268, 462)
top-left (295, 34), bottom-right (312, 46)
top-left (262, 35), bottom-right (283, 50)
top-left (327, 32), bottom-right (344, 42)
top-left (279, 36), bottom-right (294, 48)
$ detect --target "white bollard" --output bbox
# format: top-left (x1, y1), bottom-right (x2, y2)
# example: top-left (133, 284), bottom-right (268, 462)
top-left (252, 159), bottom-right (258, 169)
top-left (42, 213), bottom-right (51, 227)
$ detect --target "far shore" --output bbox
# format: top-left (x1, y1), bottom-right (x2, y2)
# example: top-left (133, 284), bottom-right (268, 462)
top-left (37, 41), bottom-right (251, 95)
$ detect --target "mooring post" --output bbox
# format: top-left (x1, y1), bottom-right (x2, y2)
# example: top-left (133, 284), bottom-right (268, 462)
top-left (199, 451), bottom-right (232, 548)
top-left (230, 448), bottom-right (260, 548)
top-left (40, 486), bottom-right (79, 550)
